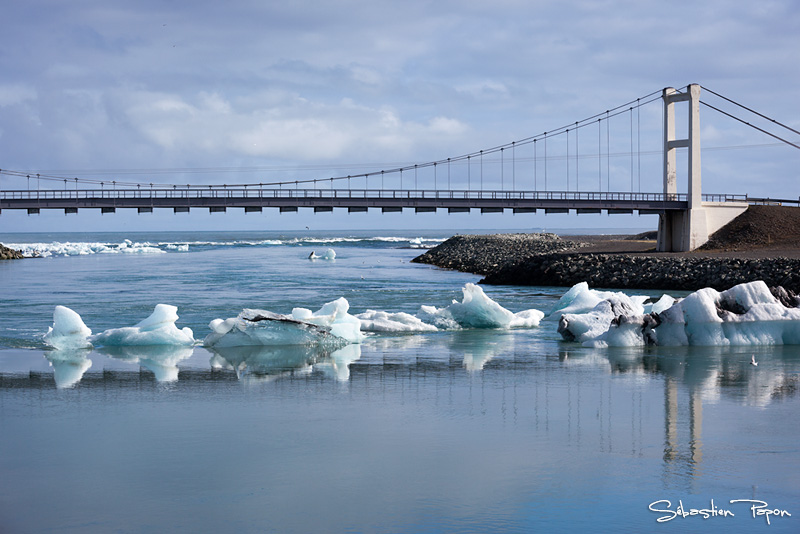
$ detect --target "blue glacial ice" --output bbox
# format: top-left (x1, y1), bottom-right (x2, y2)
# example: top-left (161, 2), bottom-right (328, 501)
top-left (90, 304), bottom-right (196, 346)
top-left (43, 306), bottom-right (93, 349)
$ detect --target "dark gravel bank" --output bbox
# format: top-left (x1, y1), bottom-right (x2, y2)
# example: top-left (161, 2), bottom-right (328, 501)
top-left (480, 253), bottom-right (800, 292)
top-left (411, 206), bottom-right (800, 292)
top-left (410, 233), bottom-right (588, 275)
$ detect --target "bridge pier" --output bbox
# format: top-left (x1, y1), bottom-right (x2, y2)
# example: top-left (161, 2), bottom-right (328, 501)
top-left (657, 84), bottom-right (746, 251)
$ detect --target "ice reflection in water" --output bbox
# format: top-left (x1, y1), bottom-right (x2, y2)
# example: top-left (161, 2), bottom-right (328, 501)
top-left (44, 349), bottom-right (92, 389)
top-left (209, 344), bottom-right (362, 382)
top-left (100, 345), bottom-right (195, 382)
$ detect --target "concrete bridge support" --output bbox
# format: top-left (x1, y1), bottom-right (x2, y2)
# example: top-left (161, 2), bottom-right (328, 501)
top-left (657, 84), bottom-right (746, 251)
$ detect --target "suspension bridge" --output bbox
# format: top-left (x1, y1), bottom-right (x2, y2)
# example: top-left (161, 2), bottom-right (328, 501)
top-left (2, 84), bottom-right (798, 251)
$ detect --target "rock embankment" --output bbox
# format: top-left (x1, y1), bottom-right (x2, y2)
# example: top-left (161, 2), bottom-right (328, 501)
top-left (410, 233), bottom-right (587, 275)
top-left (0, 244), bottom-right (23, 260)
top-left (480, 253), bottom-right (800, 292)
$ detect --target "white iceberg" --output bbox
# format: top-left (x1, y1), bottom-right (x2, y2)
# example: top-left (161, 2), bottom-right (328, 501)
top-left (90, 304), bottom-right (195, 346)
top-left (43, 306), bottom-right (93, 350)
top-left (356, 310), bottom-right (439, 333)
top-left (558, 294), bottom-right (656, 346)
top-left (308, 248), bottom-right (336, 260)
top-left (548, 282), bottom-right (649, 319)
top-left (205, 297), bottom-right (364, 348)
top-left (657, 281), bottom-right (800, 346)
top-left (557, 280), bottom-right (800, 347)
top-left (417, 283), bottom-right (544, 330)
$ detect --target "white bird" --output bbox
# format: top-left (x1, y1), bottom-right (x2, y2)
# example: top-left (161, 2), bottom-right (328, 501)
top-left (751, 355), bottom-right (758, 366)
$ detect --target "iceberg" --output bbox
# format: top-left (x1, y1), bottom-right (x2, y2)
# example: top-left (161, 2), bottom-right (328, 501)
top-left (204, 297), bottom-right (364, 348)
top-left (308, 248), bottom-right (336, 260)
top-left (356, 310), bottom-right (439, 333)
top-left (43, 306), bottom-right (93, 350)
top-left (547, 281), bottom-right (649, 319)
top-left (90, 304), bottom-right (195, 347)
top-left (416, 283), bottom-right (544, 330)
top-left (557, 281), bottom-right (800, 347)
top-left (657, 281), bottom-right (800, 346)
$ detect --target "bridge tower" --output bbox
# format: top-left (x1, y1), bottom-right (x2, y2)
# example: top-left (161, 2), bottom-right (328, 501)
top-left (657, 84), bottom-right (747, 251)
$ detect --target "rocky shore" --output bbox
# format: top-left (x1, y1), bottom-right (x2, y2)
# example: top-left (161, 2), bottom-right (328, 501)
top-left (0, 244), bottom-right (23, 260)
top-left (411, 206), bottom-right (800, 292)
top-left (410, 233), bottom-right (588, 275)
top-left (480, 252), bottom-right (800, 292)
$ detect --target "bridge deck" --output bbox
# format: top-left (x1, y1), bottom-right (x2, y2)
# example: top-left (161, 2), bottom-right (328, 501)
top-left (0, 188), bottom-right (743, 214)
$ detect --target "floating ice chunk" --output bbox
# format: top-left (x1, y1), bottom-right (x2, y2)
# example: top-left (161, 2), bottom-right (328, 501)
top-left (416, 283), bottom-right (543, 330)
top-left (450, 283), bottom-right (543, 328)
top-left (90, 304), bottom-right (195, 346)
top-left (45, 349), bottom-right (92, 388)
top-left (509, 309), bottom-right (546, 328)
top-left (291, 297), bottom-right (363, 343)
top-left (647, 294), bottom-right (676, 315)
top-left (356, 310), bottom-right (439, 332)
top-left (548, 282), bottom-right (648, 319)
top-left (205, 298), bottom-right (363, 348)
top-left (308, 248), bottom-right (336, 260)
top-left (417, 305), bottom-right (461, 330)
top-left (447, 283), bottom-right (517, 328)
top-left (44, 306), bottom-right (93, 349)
top-left (565, 281), bottom-right (800, 347)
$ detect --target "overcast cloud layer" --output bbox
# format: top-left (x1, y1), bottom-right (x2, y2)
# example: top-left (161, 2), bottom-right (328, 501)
top-left (1, 0), bottom-right (798, 231)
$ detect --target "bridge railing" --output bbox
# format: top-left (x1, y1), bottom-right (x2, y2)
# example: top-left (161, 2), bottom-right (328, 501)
top-left (1, 188), bottom-right (773, 206)
top-left (1, 188), bottom-right (700, 201)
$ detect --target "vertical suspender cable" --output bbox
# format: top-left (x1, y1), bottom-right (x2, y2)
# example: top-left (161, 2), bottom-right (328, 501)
top-left (630, 107), bottom-right (634, 192)
top-left (512, 141), bottom-right (516, 192)
top-left (566, 129), bottom-right (570, 191)
top-left (575, 122), bottom-right (579, 191)
top-left (534, 139), bottom-right (537, 191)
top-left (501, 147), bottom-right (504, 190)
top-left (544, 134), bottom-right (548, 191)
top-left (598, 119), bottom-right (601, 192)
top-left (637, 100), bottom-right (641, 193)
top-left (606, 111), bottom-right (610, 192)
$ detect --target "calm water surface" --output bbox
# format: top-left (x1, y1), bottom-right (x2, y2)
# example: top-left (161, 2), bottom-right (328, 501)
top-left (0, 230), bottom-right (798, 533)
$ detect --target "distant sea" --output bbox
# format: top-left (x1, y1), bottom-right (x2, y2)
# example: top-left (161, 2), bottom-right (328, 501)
top-left (0, 229), bottom-right (798, 533)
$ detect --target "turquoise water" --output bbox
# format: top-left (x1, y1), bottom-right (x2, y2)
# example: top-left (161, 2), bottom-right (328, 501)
top-left (1, 230), bottom-right (798, 533)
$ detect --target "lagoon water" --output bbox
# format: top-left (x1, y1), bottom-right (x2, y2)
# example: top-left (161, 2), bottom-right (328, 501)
top-left (1, 230), bottom-right (798, 533)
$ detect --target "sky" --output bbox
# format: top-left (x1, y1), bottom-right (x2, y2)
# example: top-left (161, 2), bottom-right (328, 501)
top-left (1, 0), bottom-right (798, 233)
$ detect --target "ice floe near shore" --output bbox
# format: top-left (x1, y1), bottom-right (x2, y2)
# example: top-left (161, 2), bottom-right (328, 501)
top-left (556, 280), bottom-right (800, 347)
